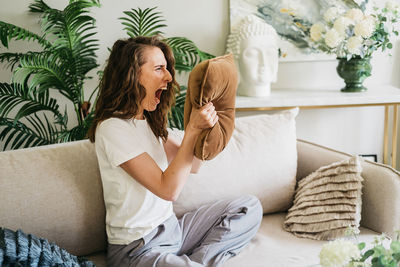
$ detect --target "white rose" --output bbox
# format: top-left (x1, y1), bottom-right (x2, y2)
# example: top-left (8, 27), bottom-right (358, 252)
top-left (363, 15), bottom-right (376, 25)
top-left (320, 239), bottom-right (361, 267)
top-left (347, 36), bottom-right (363, 55)
top-left (386, 0), bottom-right (400, 11)
top-left (324, 7), bottom-right (341, 22)
top-left (333, 16), bottom-right (353, 36)
top-left (345, 8), bottom-right (364, 23)
top-left (325, 29), bottom-right (343, 48)
top-left (310, 22), bottom-right (325, 41)
top-left (354, 18), bottom-right (375, 38)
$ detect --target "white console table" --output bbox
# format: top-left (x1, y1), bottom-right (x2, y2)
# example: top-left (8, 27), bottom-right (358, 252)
top-left (235, 84), bottom-right (400, 169)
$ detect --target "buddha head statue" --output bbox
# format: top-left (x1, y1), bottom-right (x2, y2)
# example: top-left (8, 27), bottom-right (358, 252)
top-left (226, 15), bottom-right (279, 97)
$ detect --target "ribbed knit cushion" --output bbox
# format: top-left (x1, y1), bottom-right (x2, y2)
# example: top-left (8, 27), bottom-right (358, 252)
top-left (0, 227), bottom-right (95, 266)
top-left (183, 53), bottom-right (238, 160)
top-left (283, 156), bottom-right (363, 240)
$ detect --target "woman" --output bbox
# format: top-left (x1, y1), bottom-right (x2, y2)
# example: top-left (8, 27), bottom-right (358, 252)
top-left (88, 36), bottom-right (262, 267)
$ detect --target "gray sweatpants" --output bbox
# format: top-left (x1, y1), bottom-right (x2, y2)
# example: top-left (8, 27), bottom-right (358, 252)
top-left (107, 195), bottom-right (263, 267)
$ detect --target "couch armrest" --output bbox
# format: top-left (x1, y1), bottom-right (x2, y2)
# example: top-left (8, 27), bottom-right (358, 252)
top-left (297, 139), bottom-right (400, 237)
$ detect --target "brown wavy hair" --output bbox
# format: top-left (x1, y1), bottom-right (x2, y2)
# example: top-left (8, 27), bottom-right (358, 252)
top-left (88, 36), bottom-right (179, 142)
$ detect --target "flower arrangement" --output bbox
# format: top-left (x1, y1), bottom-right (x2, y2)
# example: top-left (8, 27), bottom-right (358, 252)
top-left (309, 1), bottom-right (400, 60)
top-left (319, 228), bottom-right (400, 267)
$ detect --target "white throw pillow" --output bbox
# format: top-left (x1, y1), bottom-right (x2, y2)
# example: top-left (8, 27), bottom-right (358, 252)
top-left (172, 108), bottom-right (299, 217)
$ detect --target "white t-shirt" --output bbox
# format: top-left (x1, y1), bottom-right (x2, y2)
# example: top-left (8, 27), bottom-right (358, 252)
top-left (95, 117), bottom-right (173, 245)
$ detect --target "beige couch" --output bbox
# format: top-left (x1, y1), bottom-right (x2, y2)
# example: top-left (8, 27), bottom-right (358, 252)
top-left (1, 114), bottom-right (400, 266)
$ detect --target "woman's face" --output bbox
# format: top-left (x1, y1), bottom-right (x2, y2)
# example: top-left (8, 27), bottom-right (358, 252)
top-left (138, 46), bottom-right (172, 114)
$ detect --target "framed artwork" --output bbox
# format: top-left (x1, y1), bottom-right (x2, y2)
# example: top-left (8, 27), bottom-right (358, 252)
top-left (359, 154), bottom-right (378, 162)
top-left (229, 0), bottom-right (365, 62)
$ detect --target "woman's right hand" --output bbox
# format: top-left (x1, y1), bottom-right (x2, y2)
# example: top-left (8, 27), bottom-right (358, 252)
top-left (187, 102), bottom-right (218, 132)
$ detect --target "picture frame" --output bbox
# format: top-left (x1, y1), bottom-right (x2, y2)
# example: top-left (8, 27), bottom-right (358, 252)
top-left (359, 154), bottom-right (378, 162)
top-left (229, 0), bottom-right (364, 62)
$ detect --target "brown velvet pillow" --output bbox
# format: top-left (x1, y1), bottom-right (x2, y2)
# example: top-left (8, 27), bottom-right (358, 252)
top-left (183, 54), bottom-right (238, 160)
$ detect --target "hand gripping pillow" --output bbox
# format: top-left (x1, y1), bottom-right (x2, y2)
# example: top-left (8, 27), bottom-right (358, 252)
top-left (183, 54), bottom-right (238, 160)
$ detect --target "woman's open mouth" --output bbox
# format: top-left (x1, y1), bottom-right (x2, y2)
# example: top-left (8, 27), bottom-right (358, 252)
top-left (155, 89), bottom-right (163, 100)
top-left (154, 88), bottom-right (165, 104)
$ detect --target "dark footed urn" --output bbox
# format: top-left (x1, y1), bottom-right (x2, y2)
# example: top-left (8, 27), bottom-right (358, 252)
top-left (336, 57), bottom-right (372, 92)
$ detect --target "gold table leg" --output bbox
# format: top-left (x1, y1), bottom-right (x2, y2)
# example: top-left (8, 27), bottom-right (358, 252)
top-left (384, 105), bottom-right (389, 165)
top-left (392, 105), bottom-right (398, 169)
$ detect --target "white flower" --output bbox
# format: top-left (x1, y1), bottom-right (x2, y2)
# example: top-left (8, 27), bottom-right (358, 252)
top-left (308, 3), bottom-right (399, 59)
top-left (325, 29), bottom-right (343, 48)
top-left (319, 239), bottom-right (361, 267)
top-left (333, 16), bottom-right (354, 36)
top-left (324, 7), bottom-right (341, 22)
top-left (363, 15), bottom-right (376, 26)
top-left (386, 0), bottom-right (400, 11)
top-left (310, 22), bottom-right (325, 41)
top-left (347, 36), bottom-right (363, 55)
top-left (345, 8), bottom-right (365, 23)
top-left (354, 18), bottom-right (375, 38)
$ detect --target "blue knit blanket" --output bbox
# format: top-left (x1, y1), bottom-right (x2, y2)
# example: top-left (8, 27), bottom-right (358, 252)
top-left (0, 227), bottom-right (96, 266)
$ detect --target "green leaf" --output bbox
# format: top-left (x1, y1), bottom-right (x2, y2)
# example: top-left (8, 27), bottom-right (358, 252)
top-left (0, 83), bottom-right (63, 126)
top-left (390, 241), bottom-right (400, 252)
top-left (0, 114), bottom-right (57, 150)
top-left (393, 252), bottom-right (400, 261)
top-left (360, 249), bottom-right (374, 262)
top-left (166, 37), bottom-right (215, 72)
top-left (57, 110), bottom-right (94, 142)
top-left (119, 7), bottom-right (166, 37)
top-left (358, 242), bottom-right (366, 250)
top-left (168, 89), bottom-right (186, 130)
top-left (0, 21), bottom-right (51, 48)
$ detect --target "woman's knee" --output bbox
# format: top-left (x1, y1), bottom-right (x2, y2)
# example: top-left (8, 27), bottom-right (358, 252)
top-left (229, 195), bottom-right (263, 224)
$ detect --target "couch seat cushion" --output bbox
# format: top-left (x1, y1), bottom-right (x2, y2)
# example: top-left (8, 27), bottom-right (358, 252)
top-left (85, 213), bottom-right (380, 267)
top-left (225, 213), bottom-right (379, 267)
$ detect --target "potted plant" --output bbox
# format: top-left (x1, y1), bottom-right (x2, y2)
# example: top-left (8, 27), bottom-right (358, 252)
top-left (0, 0), bottom-right (100, 150)
top-left (319, 229), bottom-right (400, 267)
top-left (308, 1), bottom-right (400, 92)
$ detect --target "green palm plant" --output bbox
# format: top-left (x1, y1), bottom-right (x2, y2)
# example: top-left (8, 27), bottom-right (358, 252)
top-left (119, 6), bottom-right (214, 129)
top-left (0, 0), bottom-right (100, 150)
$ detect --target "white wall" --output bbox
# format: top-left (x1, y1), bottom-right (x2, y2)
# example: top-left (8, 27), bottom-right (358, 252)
top-left (1, 0), bottom-right (400, 167)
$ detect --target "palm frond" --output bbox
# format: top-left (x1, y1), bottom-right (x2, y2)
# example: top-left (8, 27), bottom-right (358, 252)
top-left (12, 52), bottom-right (74, 100)
top-left (168, 88), bottom-right (186, 130)
top-left (0, 21), bottom-right (51, 49)
top-left (166, 37), bottom-right (215, 72)
top-left (0, 83), bottom-right (64, 127)
top-left (28, 0), bottom-right (51, 14)
top-left (35, 0), bottom-right (99, 102)
top-left (0, 51), bottom-right (49, 71)
top-left (0, 113), bottom-right (57, 150)
top-left (119, 7), bottom-right (167, 37)
top-left (57, 110), bottom-right (94, 142)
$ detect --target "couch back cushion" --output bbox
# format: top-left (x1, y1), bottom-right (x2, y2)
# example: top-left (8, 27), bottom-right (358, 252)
top-left (0, 140), bottom-right (106, 256)
top-left (173, 108), bottom-right (299, 217)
